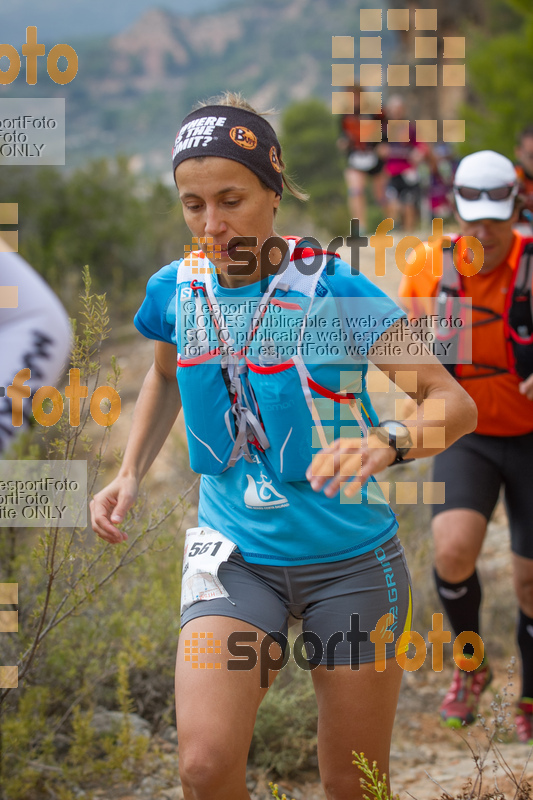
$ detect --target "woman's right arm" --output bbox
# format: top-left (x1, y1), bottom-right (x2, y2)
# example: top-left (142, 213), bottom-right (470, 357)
top-left (90, 340), bottom-right (181, 544)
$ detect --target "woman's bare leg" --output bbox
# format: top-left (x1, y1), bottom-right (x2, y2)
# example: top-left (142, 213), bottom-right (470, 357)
top-left (344, 168), bottom-right (368, 231)
top-left (175, 616), bottom-right (283, 800)
top-left (312, 658), bottom-right (404, 800)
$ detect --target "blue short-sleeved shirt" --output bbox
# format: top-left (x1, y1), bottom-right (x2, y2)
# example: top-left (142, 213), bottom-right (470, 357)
top-left (135, 256), bottom-right (406, 565)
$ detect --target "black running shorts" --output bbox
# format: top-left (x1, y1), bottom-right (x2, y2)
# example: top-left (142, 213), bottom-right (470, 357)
top-left (432, 430), bottom-right (533, 559)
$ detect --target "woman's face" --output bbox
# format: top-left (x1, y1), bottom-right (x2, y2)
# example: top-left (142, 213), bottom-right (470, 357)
top-left (175, 156), bottom-right (281, 288)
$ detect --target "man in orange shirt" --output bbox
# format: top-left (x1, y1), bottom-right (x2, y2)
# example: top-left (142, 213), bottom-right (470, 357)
top-left (399, 151), bottom-right (533, 741)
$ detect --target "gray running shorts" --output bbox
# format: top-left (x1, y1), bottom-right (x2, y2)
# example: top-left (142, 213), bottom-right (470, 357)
top-left (180, 534), bottom-right (412, 666)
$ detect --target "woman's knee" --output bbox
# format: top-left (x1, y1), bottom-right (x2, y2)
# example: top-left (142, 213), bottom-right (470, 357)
top-left (434, 549), bottom-right (477, 582)
top-left (432, 511), bottom-right (486, 581)
top-left (179, 741), bottom-right (242, 796)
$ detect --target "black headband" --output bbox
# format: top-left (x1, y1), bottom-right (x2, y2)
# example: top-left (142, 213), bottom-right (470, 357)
top-left (172, 105), bottom-right (284, 196)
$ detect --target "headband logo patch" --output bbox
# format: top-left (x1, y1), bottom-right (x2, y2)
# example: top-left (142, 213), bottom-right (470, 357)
top-left (172, 115), bottom-right (227, 159)
top-left (269, 146), bottom-right (282, 173)
top-left (229, 126), bottom-right (257, 150)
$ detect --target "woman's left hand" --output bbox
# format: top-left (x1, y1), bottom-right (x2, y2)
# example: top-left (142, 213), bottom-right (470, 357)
top-left (306, 435), bottom-right (395, 498)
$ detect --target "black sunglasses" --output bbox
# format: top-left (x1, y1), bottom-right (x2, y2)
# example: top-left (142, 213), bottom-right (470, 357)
top-left (454, 185), bottom-right (517, 201)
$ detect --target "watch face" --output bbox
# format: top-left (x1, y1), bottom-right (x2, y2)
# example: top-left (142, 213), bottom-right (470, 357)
top-left (381, 420), bottom-right (413, 450)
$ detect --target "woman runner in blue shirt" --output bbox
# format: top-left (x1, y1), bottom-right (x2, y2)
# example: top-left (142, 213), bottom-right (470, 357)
top-left (91, 93), bottom-right (476, 800)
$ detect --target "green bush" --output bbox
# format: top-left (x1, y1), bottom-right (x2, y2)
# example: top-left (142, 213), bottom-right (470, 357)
top-left (280, 98), bottom-right (348, 239)
top-left (0, 268), bottom-right (189, 800)
top-left (0, 160), bottom-right (189, 314)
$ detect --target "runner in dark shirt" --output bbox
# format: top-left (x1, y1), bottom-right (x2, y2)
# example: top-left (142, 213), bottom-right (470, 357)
top-left (338, 85), bottom-right (387, 235)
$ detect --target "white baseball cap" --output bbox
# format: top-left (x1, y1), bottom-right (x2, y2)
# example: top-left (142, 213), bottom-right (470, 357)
top-left (453, 150), bottom-right (518, 221)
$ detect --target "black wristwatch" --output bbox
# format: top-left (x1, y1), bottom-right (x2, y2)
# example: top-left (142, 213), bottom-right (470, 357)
top-left (377, 420), bottom-right (414, 465)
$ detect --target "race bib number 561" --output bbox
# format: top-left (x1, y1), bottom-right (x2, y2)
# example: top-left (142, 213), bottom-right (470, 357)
top-left (180, 526), bottom-right (236, 615)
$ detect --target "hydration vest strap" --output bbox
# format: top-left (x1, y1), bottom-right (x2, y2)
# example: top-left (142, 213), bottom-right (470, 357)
top-left (469, 306), bottom-right (502, 326)
top-left (199, 260), bottom-right (291, 469)
top-left (292, 354), bottom-right (340, 450)
top-left (456, 364), bottom-right (509, 380)
top-left (503, 241), bottom-right (533, 378)
top-left (514, 242), bottom-right (533, 295)
top-left (438, 256), bottom-right (502, 330)
top-left (440, 247), bottom-right (504, 377)
top-left (184, 238), bottom-right (338, 470)
top-left (439, 237), bottom-right (533, 379)
top-left (306, 376), bottom-right (370, 434)
top-left (293, 246), bottom-right (340, 261)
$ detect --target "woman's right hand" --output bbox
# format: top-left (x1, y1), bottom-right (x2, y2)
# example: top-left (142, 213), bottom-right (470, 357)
top-left (90, 474), bottom-right (140, 544)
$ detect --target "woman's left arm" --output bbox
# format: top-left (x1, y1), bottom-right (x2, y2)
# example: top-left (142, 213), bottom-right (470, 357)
top-left (307, 318), bottom-right (478, 498)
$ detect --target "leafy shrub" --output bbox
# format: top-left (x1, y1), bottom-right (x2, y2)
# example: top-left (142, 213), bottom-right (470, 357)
top-left (0, 268), bottom-right (190, 799)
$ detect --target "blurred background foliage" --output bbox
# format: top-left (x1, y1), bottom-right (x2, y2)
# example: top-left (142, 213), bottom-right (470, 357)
top-left (461, 0), bottom-right (533, 156)
top-left (279, 98), bottom-right (346, 238)
top-left (0, 161), bottom-right (189, 317)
